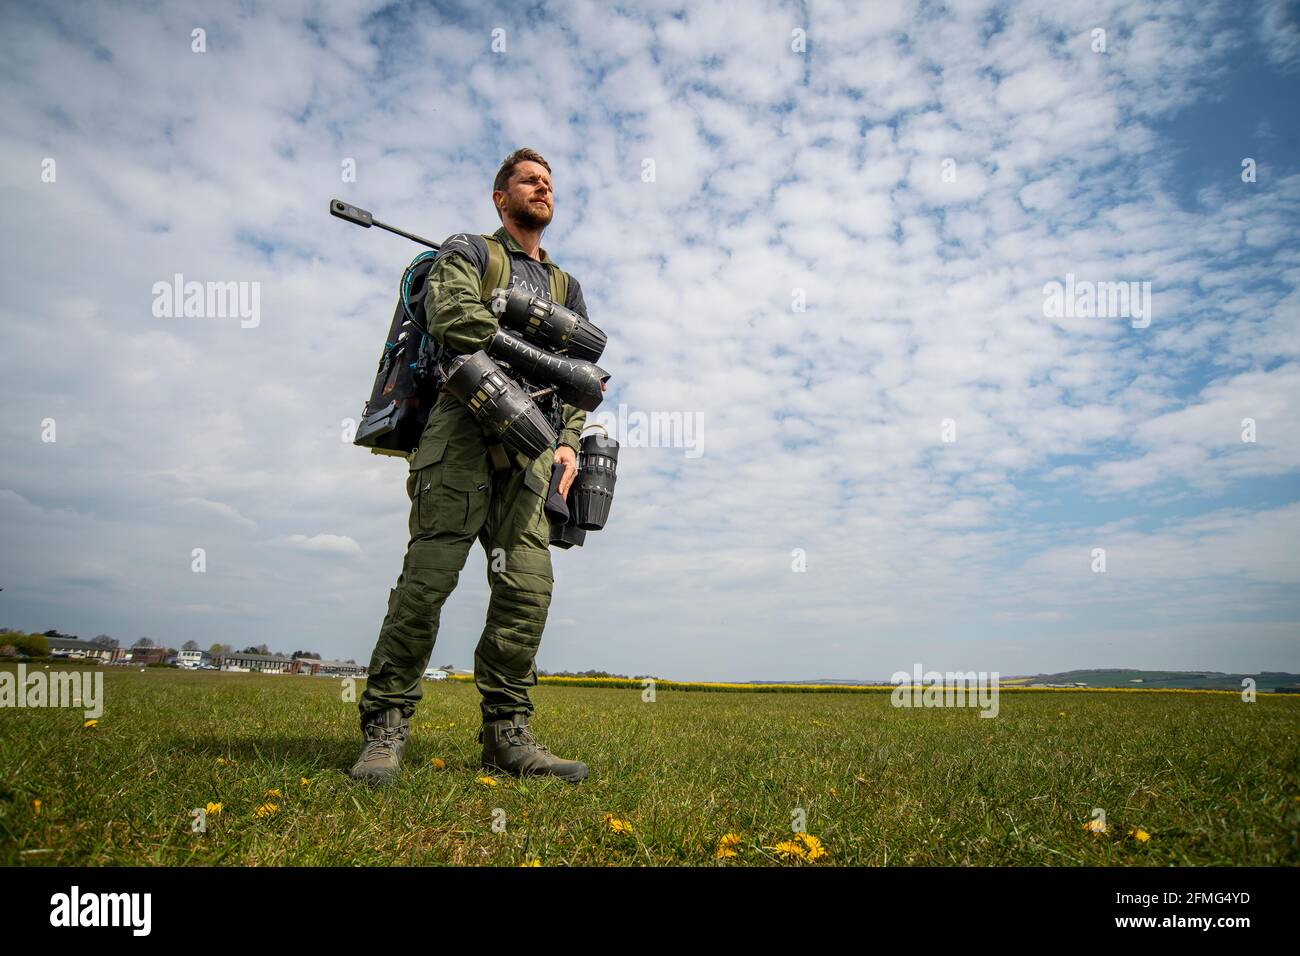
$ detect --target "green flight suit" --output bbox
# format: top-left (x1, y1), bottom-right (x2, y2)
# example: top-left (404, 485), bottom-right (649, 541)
top-left (358, 228), bottom-right (586, 725)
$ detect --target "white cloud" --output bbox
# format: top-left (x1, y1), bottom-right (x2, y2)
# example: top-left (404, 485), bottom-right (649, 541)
top-left (271, 534), bottom-right (363, 557)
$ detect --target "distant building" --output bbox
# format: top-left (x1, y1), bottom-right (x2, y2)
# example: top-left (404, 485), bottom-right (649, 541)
top-left (423, 668), bottom-right (449, 681)
top-left (221, 652), bottom-right (294, 674)
top-left (301, 659), bottom-right (367, 677)
top-left (177, 649), bottom-right (212, 668)
top-left (128, 646), bottom-right (174, 666)
top-left (47, 638), bottom-right (125, 663)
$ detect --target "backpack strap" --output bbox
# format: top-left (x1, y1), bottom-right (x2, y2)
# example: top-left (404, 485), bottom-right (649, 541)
top-left (482, 234), bottom-right (569, 307)
top-left (547, 262), bottom-right (569, 307)
top-left (481, 235), bottom-right (510, 302)
top-left (478, 235), bottom-right (520, 473)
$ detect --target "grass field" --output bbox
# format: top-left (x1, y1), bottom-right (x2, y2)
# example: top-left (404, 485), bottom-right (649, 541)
top-left (2, 666), bottom-right (1297, 866)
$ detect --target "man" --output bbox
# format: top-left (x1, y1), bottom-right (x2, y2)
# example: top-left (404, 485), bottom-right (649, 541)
top-left (350, 148), bottom-right (593, 785)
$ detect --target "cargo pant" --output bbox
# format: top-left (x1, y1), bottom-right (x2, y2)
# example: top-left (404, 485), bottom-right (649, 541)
top-left (358, 391), bottom-right (556, 725)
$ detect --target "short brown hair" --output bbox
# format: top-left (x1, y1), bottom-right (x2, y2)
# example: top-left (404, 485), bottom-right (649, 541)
top-left (493, 147), bottom-right (551, 198)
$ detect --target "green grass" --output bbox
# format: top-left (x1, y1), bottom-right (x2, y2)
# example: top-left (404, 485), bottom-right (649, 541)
top-left (1, 666), bottom-right (1297, 866)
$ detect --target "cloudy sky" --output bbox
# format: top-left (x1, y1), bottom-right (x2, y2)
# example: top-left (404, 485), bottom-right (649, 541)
top-left (2, 0), bottom-right (1297, 680)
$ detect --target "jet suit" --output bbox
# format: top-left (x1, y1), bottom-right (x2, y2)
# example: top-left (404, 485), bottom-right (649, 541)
top-left (357, 226), bottom-right (589, 724)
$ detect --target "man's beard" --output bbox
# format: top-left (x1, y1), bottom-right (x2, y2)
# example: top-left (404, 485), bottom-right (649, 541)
top-left (509, 194), bottom-right (553, 229)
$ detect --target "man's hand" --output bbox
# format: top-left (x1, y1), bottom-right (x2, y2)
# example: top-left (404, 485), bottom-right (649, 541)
top-left (555, 445), bottom-right (578, 497)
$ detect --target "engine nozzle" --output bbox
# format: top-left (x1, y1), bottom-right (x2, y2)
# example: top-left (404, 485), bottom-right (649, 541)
top-left (442, 351), bottom-right (557, 462)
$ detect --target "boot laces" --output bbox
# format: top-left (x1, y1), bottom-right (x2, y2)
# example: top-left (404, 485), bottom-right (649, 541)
top-left (364, 724), bottom-right (403, 759)
top-left (506, 724), bottom-right (550, 753)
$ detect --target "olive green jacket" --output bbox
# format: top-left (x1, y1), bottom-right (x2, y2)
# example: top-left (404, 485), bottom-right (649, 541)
top-left (425, 226), bottom-right (587, 454)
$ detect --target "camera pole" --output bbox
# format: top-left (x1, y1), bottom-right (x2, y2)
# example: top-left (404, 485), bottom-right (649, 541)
top-left (329, 199), bottom-right (440, 251)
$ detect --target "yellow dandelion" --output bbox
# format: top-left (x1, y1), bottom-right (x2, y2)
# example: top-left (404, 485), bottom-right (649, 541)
top-left (299, 777), bottom-right (311, 788)
top-left (1083, 817), bottom-right (1108, 835)
top-left (1130, 827), bottom-right (1151, 843)
top-left (477, 775), bottom-right (497, 787)
top-left (829, 787), bottom-right (838, 796)
top-left (206, 802), bottom-right (223, 815)
top-left (602, 812), bottom-right (633, 834)
top-left (854, 775), bottom-right (867, 785)
top-left (255, 802), bottom-right (278, 818)
top-left (773, 839), bottom-right (807, 861)
top-left (215, 757), bottom-right (231, 766)
top-left (83, 719), bottom-right (98, 729)
top-left (715, 832), bottom-right (743, 859)
top-left (32, 798), bottom-right (41, 814)
top-left (264, 788), bottom-right (282, 798)
top-left (430, 757), bottom-right (446, 770)
top-left (519, 858), bottom-right (542, 867)
top-left (1058, 711), bottom-right (1066, 716)
top-left (798, 832), bottom-right (828, 860)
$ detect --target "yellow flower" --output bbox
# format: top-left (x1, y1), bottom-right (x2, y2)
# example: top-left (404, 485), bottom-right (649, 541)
top-left (477, 776), bottom-right (497, 787)
top-left (32, 799), bottom-right (41, 814)
top-left (215, 757), bottom-right (231, 766)
top-left (519, 858), bottom-right (542, 867)
top-left (1130, 827), bottom-right (1151, 843)
top-left (206, 802), bottom-right (222, 816)
top-left (83, 719), bottom-right (98, 729)
top-left (773, 839), bottom-right (807, 861)
top-left (264, 788), bottom-right (282, 798)
top-left (430, 757), bottom-right (446, 770)
top-left (854, 775), bottom-right (867, 786)
top-left (1083, 818), bottom-right (1108, 835)
top-left (715, 833), bottom-right (742, 859)
top-left (603, 812), bottom-right (633, 834)
top-left (798, 832), bottom-right (828, 861)
top-left (255, 802), bottom-right (278, 818)
top-left (1058, 711), bottom-right (1066, 716)
top-left (299, 777), bottom-right (311, 788)
top-left (829, 787), bottom-right (838, 796)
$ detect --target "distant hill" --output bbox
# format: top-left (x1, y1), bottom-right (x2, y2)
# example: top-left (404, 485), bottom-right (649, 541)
top-left (745, 670), bottom-right (1300, 692)
top-left (1008, 669), bottom-right (1300, 692)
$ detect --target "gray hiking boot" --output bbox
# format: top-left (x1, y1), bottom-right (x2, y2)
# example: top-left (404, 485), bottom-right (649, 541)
top-left (479, 713), bottom-right (588, 784)
top-left (348, 707), bottom-right (409, 785)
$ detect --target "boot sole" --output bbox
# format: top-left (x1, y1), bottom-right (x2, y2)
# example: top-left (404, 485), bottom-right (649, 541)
top-left (349, 767), bottom-right (401, 785)
top-left (482, 761), bottom-right (588, 784)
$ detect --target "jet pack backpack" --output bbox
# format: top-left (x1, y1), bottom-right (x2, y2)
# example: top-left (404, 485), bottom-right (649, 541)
top-left (352, 250), bottom-right (442, 456)
top-left (352, 233), bottom-right (571, 457)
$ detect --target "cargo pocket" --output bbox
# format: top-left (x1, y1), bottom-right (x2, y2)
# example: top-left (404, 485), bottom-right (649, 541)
top-left (440, 468), bottom-right (490, 534)
top-left (512, 454), bottom-right (554, 550)
top-left (413, 465), bottom-right (486, 539)
top-left (522, 463), bottom-right (549, 498)
top-left (410, 434), bottom-right (448, 473)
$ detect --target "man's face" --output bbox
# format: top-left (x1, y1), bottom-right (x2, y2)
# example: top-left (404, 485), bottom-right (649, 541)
top-left (496, 160), bottom-right (553, 229)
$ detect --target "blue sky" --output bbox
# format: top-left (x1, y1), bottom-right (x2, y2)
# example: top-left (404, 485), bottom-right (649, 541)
top-left (1, 0), bottom-right (1297, 680)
